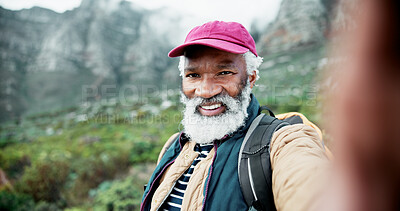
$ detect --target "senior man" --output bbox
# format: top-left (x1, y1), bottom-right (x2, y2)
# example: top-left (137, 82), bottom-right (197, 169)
top-left (141, 21), bottom-right (329, 211)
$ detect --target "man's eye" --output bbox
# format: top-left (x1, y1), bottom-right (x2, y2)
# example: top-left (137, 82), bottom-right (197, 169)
top-left (186, 73), bottom-right (200, 78)
top-left (219, 71), bottom-right (233, 75)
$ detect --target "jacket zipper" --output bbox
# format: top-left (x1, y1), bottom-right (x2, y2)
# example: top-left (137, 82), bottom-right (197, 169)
top-left (201, 142), bottom-right (218, 211)
top-left (140, 158), bottom-right (176, 211)
top-left (141, 133), bottom-right (184, 211)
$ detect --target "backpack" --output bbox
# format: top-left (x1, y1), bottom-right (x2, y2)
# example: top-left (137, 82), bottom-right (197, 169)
top-left (238, 106), bottom-right (329, 211)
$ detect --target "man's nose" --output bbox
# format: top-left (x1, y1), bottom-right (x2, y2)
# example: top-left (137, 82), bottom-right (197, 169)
top-left (195, 77), bottom-right (222, 99)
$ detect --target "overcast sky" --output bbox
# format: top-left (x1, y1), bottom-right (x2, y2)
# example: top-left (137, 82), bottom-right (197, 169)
top-left (0, 0), bottom-right (282, 29)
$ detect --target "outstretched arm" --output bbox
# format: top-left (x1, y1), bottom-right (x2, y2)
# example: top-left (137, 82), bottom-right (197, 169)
top-left (270, 124), bottom-right (330, 211)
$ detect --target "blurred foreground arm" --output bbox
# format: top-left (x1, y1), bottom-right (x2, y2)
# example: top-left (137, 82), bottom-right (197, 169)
top-left (270, 124), bottom-right (330, 211)
top-left (325, 0), bottom-right (400, 210)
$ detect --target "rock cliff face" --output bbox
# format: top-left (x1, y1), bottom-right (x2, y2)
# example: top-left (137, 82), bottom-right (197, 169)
top-left (0, 0), bottom-right (334, 122)
top-left (0, 0), bottom-right (182, 122)
top-left (0, 6), bottom-right (58, 122)
top-left (258, 0), bottom-right (330, 54)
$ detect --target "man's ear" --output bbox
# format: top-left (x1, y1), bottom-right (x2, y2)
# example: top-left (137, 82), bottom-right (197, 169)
top-left (249, 70), bottom-right (257, 88)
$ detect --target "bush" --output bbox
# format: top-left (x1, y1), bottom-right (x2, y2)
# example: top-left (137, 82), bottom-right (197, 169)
top-left (34, 201), bottom-right (63, 211)
top-left (65, 151), bottom-right (131, 205)
top-left (0, 190), bottom-right (35, 211)
top-left (92, 177), bottom-right (143, 211)
top-left (130, 141), bottom-right (157, 163)
top-left (0, 154), bottom-right (31, 180)
top-left (16, 159), bottom-right (70, 203)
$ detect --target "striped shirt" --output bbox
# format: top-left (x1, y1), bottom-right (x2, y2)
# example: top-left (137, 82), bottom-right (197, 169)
top-left (160, 143), bottom-right (214, 211)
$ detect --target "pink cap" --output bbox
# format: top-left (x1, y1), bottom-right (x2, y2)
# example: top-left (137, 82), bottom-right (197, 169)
top-left (168, 21), bottom-right (258, 57)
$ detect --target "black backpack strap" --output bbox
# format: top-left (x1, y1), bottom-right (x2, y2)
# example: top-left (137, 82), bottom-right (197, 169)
top-left (238, 113), bottom-right (289, 211)
top-left (259, 106), bottom-right (275, 117)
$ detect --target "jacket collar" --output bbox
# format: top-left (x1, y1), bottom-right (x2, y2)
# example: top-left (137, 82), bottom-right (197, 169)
top-left (235, 93), bottom-right (260, 135)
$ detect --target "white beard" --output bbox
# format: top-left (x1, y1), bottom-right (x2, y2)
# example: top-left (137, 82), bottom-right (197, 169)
top-left (180, 82), bottom-right (252, 144)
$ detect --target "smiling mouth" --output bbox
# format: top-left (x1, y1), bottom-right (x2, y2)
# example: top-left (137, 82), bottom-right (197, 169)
top-left (198, 103), bottom-right (226, 116)
top-left (200, 103), bottom-right (222, 110)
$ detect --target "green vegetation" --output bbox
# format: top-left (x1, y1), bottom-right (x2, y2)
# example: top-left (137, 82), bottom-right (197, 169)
top-left (90, 165), bottom-right (152, 211)
top-left (0, 97), bottom-right (182, 210)
top-left (0, 191), bottom-right (35, 211)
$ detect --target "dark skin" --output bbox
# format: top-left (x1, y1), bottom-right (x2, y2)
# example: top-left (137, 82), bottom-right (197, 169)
top-left (182, 46), bottom-right (257, 116)
top-left (325, 0), bottom-right (400, 210)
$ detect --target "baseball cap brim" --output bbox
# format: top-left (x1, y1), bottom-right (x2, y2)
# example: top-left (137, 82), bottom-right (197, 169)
top-left (168, 38), bottom-right (250, 57)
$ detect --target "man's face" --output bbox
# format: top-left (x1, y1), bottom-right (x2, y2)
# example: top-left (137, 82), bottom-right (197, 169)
top-left (182, 46), bottom-right (256, 116)
top-left (180, 46), bottom-right (257, 144)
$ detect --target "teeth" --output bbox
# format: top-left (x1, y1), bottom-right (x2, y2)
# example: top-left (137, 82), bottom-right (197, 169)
top-left (201, 103), bottom-right (222, 110)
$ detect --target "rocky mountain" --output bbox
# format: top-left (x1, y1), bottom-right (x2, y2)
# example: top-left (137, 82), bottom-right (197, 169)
top-left (0, 0), bottom-right (184, 122)
top-left (0, 0), bottom-right (333, 123)
top-left (258, 0), bottom-right (331, 54)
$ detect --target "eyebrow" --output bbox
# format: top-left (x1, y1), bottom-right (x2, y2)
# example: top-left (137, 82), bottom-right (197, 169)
top-left (184, 66), bottom-right (197, 72)
top-left (216, 63), bottom-right (236, 69)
